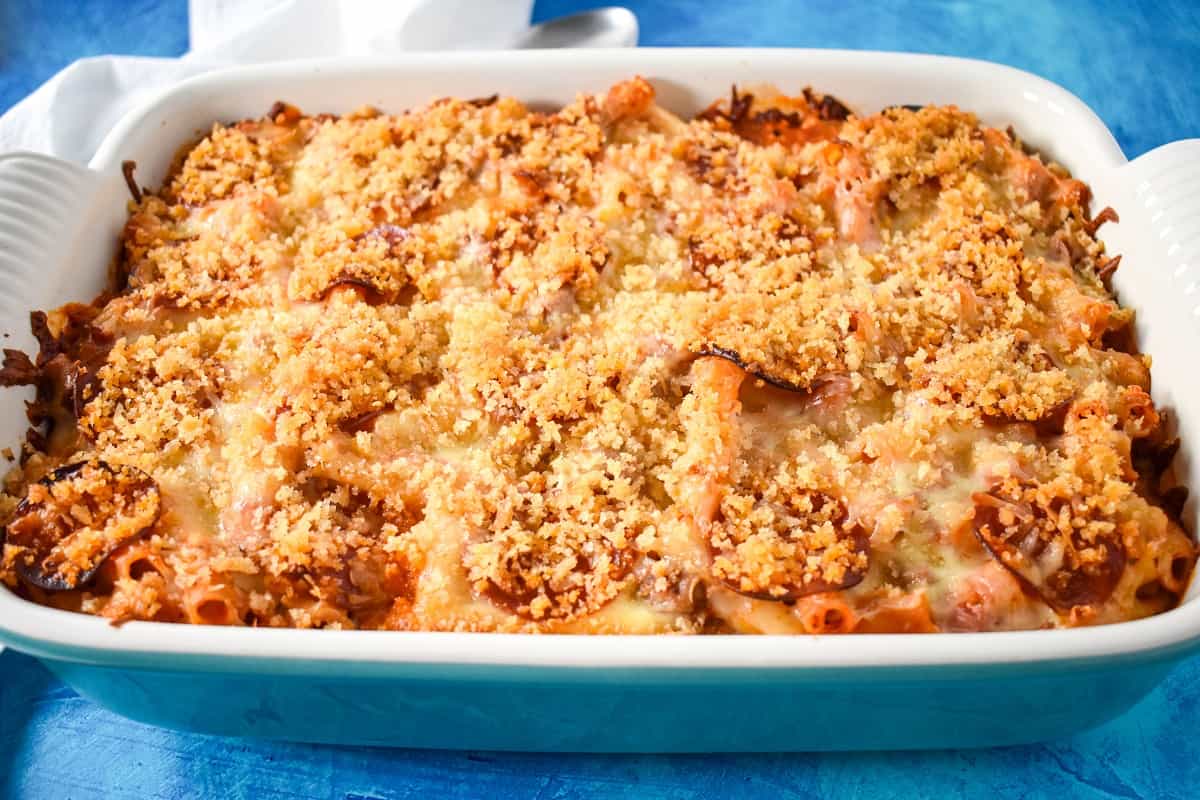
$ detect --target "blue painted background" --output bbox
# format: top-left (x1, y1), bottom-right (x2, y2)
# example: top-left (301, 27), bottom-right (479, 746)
top-left (1, 1), bottom-right (1199, 797)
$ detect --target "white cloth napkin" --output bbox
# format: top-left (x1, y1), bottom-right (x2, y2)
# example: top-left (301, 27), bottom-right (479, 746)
top-left (0, 0), bottom-right (548, 164)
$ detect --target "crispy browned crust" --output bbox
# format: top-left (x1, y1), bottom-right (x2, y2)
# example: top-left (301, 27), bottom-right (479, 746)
top-left (0, 77), bottom-right (1192, 632)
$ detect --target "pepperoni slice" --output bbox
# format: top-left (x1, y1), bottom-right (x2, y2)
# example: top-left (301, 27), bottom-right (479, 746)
top-left (315, 224), bottom-right (412, 305)
top-left (3, 461), bottom-right (161, 591)
top-left (698, 345), bottom-right (849, 400)
top-left (708, 489), bottom-right (869, 601)
top-left (465, 517), bottom-right (630, 621)
top-left (318, 274), bottom-right (389, 305)
top-left (971, 484), bottom-right (1126, 612)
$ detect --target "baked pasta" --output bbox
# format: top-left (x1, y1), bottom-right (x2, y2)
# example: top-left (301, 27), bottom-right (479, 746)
top-left (0, 78), bottom-right (1193, 633)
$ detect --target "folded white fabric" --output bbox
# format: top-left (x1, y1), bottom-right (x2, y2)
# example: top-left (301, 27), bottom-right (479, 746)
top-left (0, 0), bottom-right (554, 163)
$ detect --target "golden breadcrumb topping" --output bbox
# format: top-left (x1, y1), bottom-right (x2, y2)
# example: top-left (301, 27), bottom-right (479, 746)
top-left (0, 78), bottom-right (1193, 633)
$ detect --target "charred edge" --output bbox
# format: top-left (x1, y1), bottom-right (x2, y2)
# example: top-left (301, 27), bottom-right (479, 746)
top-left (113, 243), bottom-right (132, 294)
top-left (1100, 314), bottom-right (1137, 355)
top-left (23, 428), bottom-right (46, 460)
top-left (1084, 206), bottom-right (1120, 237)
top-left (695, 86), bottom-right (753, 125)
top-left (1134, 436), bottom-right (1181, 482)
top-left (24, 396), bottom-right (48, 432)
top-left (1161, 486), bottom-right (1190, 520)
top-left (753, 108), bottom-right (804, 128)
top-left (1033, 400), bottom-right (1073, 437)
top-left (468, 94), bottom-right (499, 108)
top-left (1096, 254), bottom-right (1122, 288)
top-left (29, 311), bottom-right (56, 363)
top-left (8, 314), bottom-right (64, 458)
top-left (0, 349), bottom-right (39, 386)
top-left (696, 345), bottom-right (808, 394)
top-left (266, 101), bottom-right (302, 124)
top-left (802, 88), bottom-right (852, 121)
top-left (56, 309), bottom-right (109, 421)
top-left (1132, 435), bottom-right (1188, 523)
top-left (729, 85), bottom-right (753, 123)
top-left (121, 161), bottom-right (142, 204)
top-left (71, 363), bottom-right (101, 420)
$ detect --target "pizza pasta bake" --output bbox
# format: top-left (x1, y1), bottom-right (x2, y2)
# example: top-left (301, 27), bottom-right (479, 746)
top-left (0, 78), bottom-right (1193, 633)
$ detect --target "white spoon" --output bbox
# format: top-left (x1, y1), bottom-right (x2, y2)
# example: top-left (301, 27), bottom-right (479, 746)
top-left (514, 7), bottom-right (639, 49)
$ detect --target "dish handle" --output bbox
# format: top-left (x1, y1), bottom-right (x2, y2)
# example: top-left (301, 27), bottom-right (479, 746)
top-left (0, 154), bottom-right (130, 658)
top-left (1097, 139), bottom-right (1200, 312)
top-left (0, 152), bottom-right (129, 331)
top-left (1093, 140), bottom-right (1200, 538)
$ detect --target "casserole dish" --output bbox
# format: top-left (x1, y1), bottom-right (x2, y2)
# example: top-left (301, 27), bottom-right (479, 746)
top-left (1, 48), bottom-right (1198, 751)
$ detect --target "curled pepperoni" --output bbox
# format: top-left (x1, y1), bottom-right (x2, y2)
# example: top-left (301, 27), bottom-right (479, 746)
top-left (697, 345), bottom-right (848, 399)
top-left (709, 489), bottom-right (869, 602)
top-left (3, 461), bottom-right (162, 591)
top-left (0, 308), bottom-right (113, 433)
top-left (317, 224), bottom-right (412, 305)
top-left (318, 274), bottom-right (388, 305)
top-left (971, 484), bottom-right (1126, 612)
top-left (465, 517), bottom-right (630, 621)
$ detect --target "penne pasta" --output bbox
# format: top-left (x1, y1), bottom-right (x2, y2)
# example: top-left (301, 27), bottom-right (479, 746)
top-left (795, 594), bottom-right (858, 634)
top-left (183, 585), bottom-right (247, 627)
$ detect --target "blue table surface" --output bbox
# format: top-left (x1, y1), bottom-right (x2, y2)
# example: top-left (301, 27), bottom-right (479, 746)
top-left (1, 1), bottom-right (1199, 798)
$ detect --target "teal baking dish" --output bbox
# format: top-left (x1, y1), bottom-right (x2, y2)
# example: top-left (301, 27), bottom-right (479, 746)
top-left (1, 49), bottom-right (1198, 751)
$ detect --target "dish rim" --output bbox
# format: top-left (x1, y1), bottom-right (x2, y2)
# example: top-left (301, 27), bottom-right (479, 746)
top-left (4, 47), bottom-right (1198, 672)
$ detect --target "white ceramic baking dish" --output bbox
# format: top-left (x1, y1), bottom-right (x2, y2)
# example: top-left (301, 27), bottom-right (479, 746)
top-left (1, 49), bottom-right (1198, 752)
